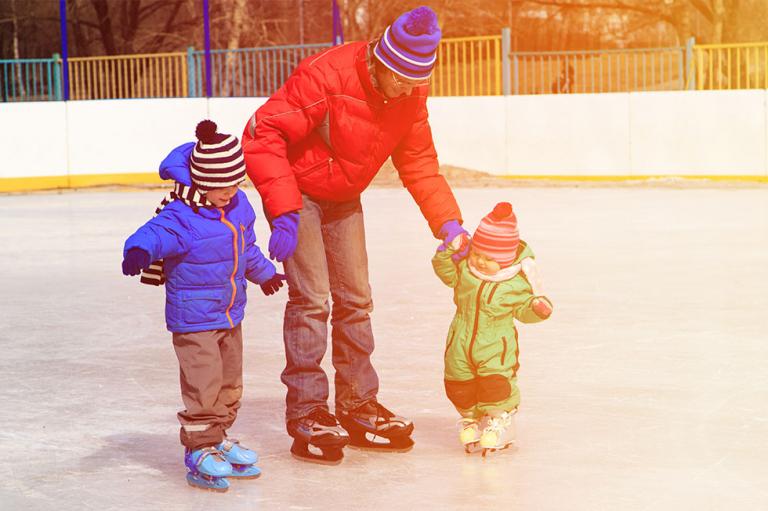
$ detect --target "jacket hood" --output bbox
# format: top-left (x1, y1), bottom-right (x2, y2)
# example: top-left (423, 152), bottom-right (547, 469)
top-left (159, 142), bottom-right (195, 185)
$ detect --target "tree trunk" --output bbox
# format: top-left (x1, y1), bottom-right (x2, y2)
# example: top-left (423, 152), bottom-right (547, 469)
top-left (11, 0), bottom-right (25, 97)
top-left (711, 0), bottom-right (727, 43)
top-left (223, 0), bottom-right (248, 96)
top-left (91, 0), bottom-right (117, 55)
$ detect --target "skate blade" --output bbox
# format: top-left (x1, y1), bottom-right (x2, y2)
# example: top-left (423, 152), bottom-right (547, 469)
top-left (228, 472), bottom-right (262, 480)
top-left (290, 452), bottom-right (344, 466)
top-left (481, 443), bottom-right (514, 458)
top-left (347, 443), bottom-right (414, 453)
top-left (186, 478), bottom-right (229, 493)
top-left (463, 441), bottom-right (480, 454)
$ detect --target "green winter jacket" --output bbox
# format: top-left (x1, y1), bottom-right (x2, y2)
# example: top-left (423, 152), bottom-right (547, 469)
top-left (432, 241), bottom-right (548, 383)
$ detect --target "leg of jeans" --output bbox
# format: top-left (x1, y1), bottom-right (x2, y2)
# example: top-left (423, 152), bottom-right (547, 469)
top-left (281, 195), bottom-right (332, 421)
top-left (322, 198), bottom-right (379, 412)
top-left (172, 330), bottom-right (228, 450)
top-left (219, 324), bottom-right (243, 433)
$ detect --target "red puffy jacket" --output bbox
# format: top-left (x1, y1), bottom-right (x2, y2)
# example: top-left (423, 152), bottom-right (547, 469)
top-left (241, 41), bottom-right (461, 236)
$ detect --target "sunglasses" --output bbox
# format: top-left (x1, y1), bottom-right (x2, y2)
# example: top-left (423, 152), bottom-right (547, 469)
top-left (390, 70), bottom-right (430, 88)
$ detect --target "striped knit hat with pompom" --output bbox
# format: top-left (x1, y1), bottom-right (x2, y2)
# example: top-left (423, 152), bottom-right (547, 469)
top-left (190, 120), bottom-right (246, 190)
top-left (374, 6), bottom-right (442, 80)
top-left (471, 202), bottom-right (520, 268)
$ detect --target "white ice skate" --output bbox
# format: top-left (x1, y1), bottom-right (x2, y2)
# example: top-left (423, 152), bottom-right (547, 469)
top-left (479, 410), bottom-right (516, 457)
top-left (457, 418), bottom-right (481, 453)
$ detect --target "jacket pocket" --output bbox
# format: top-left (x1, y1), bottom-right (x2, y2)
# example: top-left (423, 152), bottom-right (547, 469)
top-left (181, 289), bottom-right (223, 324)
top-left (239, 224), bottom-right (246, 254)
top-left (500, 336), bottom-right (508, 366)
top-left (295, 157), bottom-right (333, 178)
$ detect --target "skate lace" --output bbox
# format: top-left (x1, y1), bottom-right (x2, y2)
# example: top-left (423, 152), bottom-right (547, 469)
top-left (484, 412), bottom-right (514, 435)
top-left (305, 407), bottom-right (339, 427)
top-left (194, 446), bottom-right (226, 468)
top-left (358, 399), bottom-right (394, 421)
top-left (220, 438), bottom-right (240, 452)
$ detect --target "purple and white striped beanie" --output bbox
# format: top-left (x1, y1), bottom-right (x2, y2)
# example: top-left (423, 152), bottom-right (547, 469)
top-left (190, 120), bottom-right (246, 190)
top-left (374, 6), bottom-right (442, 80)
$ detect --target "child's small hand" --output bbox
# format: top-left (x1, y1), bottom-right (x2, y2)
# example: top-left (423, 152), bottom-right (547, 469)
top-left (450, 233), bottom-right (470, 262)
top-left (532, 296), bottom-right (553, 319)
top-left (260, 273), bottom-right (286, 296)
top-left (122, 248), bottom-right (150, 276)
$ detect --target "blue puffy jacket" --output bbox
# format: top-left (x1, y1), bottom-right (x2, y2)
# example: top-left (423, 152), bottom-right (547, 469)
top-left (124, 143), bottom-right (276, 333)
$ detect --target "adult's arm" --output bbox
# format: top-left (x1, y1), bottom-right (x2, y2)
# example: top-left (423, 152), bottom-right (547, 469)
top-left (241, 63), bottom-right (329, 219)
top-left (391, 102), bottom-right (462, 237)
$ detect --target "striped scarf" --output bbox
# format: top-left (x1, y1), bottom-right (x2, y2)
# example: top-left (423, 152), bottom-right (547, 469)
top-left (140, 182), bottom-right (210, 286)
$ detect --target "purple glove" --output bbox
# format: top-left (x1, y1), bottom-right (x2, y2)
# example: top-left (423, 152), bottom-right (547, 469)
top-left (269, 212), bottom-right (300, 262)
top-left (122, 247), bottom-right (150, 276)
top-left (438, 220), bottom-right (470, 262)
top-left (438, 220), bottom-right (468, 244)
top-left (260, 273), bottom-right (286, 296)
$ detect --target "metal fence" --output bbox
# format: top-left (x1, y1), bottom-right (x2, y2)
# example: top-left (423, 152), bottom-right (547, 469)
top-left (187, 44), bottom-right (331, 97)
top-left (7, 36), bottom-right (768, 102)
top-left (1, 57), bottom-right (62, 101)
top-left (510, 46), bottom-right (687, 95)
top-left (67, 52), bottom-right (188, 100)
top-left (693, 42), bottom-right (768, 90)
top-left (431, 35), bottom-right (503, 96)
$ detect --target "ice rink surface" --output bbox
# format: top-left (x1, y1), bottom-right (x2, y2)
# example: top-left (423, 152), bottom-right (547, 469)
top-left (1, 185), bottom-right (767, 511)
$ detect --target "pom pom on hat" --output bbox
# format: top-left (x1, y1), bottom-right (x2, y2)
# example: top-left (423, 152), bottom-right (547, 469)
top-left (403, 6), bottom-right (439, 35)
top-left (472, 202), bottom-right (520, 268)
top-left (490, 202), bottom-right (513, 221)
top-left (195, 120), bottom-right (223, 145)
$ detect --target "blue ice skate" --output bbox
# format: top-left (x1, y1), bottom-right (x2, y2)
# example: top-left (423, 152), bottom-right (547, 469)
top-left (184, 447), bottom-right (233, 492)
top-left (216, 438), bottom-right (262, 479)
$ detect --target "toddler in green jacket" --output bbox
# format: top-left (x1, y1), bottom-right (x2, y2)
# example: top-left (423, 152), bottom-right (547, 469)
top-left (432, 202), bottom-right (553, 455)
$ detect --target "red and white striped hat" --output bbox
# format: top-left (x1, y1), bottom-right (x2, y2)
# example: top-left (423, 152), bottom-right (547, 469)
top-left (471, 202), bottom-right (520, 268)
top-left (190, 120), bottom-right (246, 191)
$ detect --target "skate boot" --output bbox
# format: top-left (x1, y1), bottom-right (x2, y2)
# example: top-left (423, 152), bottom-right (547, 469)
top-left (338, 399), bottom-right (414, 452)
top-left (457, 417), bottom-right (481, 453)
top-left (216, 438), bottom-right (261, 479)
top-left (479, 410), bottom-right (516, 457)
top-left (183, 446), bottom-right (233, 492)
top-left (287, 407), bottom-right (350, 465)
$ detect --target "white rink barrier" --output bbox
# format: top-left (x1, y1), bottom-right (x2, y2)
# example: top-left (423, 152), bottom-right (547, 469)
top-left (1, 90), bottom-right (766, 191)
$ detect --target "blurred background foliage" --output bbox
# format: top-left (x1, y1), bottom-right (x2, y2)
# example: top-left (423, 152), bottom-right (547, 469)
top-left (2, 0), bottom-right (768, 59)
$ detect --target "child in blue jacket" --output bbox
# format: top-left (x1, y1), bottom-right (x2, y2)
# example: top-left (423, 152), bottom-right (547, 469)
top-left (122, 120), bottom-right (284, 492)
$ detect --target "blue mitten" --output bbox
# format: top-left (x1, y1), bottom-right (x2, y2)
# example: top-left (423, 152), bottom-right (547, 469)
top-left (122, 247), bottom-right (150, 276)
top-left (269, 212), bottom-right (300, 262)
top-left (260, 273), bottom-right (286, 296)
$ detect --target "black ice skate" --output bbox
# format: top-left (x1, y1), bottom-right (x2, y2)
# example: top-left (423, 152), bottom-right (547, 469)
top-left (287, 407), bottom-right (350, 465)
top-left (338, 399), bottom-right (414, 452)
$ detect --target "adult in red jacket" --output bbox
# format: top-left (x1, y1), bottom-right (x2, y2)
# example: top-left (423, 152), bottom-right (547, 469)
top-left (242, 6), bottom-right (468, 464)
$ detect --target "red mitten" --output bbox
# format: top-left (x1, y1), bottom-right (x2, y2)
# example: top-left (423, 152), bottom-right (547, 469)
top-left (532, 297), bottom-right (553, 319)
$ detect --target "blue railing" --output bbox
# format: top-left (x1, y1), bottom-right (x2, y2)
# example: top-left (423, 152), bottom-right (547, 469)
top-left (1, 56), bottom-right (62, 102)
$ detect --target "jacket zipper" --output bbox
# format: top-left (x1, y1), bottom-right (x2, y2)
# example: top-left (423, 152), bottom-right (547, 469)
top-left (467, 281), bottom-right (488, 368)
top-left (297, 157), bottom-right (333, 178)
top-left (444, 329), bottom-right (456, 358)
top-left (219, 209), bottom-right (239, 329)
top-left (487, 283), bottom-right (500, 304)
top-left (500, 336), bottom-right (508, 365)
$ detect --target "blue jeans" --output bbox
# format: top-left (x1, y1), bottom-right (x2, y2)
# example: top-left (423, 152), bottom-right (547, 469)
top-left (281, 194), bottom-right (379, 421)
